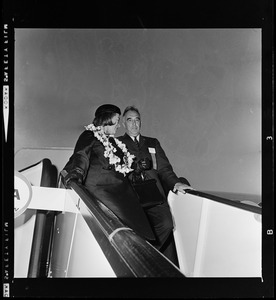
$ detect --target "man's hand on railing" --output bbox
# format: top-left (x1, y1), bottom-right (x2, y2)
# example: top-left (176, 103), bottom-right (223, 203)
top-left (173, 182), bottom-right (195, 194)
top-left (62, 169), bottom-right (83, 188)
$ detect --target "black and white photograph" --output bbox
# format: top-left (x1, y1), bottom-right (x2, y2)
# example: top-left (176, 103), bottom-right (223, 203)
top-left (2, 0), bottom-right (274, 298)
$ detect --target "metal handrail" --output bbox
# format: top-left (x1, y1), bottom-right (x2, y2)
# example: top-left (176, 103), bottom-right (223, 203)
top-left (61, 171), bottom-right (185, 277)
top-left (27, 159), bottom-right (58, 278)
top-left (14, 146), bottom-right (74, 157)
top-left (186, 189), bottom-right (262, 214)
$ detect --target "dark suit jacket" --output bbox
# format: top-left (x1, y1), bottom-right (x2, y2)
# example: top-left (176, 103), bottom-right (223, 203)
top-left (118, 133), bottom-right (190, 198)
top-left (63, 130), bottom-right (155, 240)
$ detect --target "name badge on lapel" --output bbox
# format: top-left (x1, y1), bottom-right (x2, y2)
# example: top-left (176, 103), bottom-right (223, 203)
top-left (148, 147), bottom-right (157, 169)
top-left (148, 147), bottom-right (156, 154)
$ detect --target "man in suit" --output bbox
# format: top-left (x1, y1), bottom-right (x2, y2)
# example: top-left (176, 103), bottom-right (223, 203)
top-left (118, 106), bottom-right (193, 266)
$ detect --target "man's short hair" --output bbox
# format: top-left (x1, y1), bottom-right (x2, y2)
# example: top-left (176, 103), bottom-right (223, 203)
top-left (122, 106), bottom-right (140, 117)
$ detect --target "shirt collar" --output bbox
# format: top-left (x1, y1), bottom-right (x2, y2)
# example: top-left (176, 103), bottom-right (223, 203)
top-left (130, 134), bottom-right (140, 141)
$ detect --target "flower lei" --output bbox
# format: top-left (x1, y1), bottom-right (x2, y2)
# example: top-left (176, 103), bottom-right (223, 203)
top-left (84, 123), bottom-right (135, 176)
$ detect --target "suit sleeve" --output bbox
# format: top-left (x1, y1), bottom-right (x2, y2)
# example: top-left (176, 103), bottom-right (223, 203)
top-left (155, 139), bottom-right (190, 190)
top-left (63, 130), bottom-right (95, 179)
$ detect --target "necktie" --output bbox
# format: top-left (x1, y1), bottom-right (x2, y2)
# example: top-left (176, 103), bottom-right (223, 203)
top-left (134, 136), bottom-right (140, 148)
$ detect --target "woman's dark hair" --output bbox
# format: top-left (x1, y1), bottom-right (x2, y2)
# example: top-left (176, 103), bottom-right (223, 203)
top-left (92, 104), bottom-right (121, 127)
top-left (93, 112), bottom-right (119, 126)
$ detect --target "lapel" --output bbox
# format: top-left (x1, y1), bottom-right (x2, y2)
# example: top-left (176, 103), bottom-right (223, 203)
top-left (139, 135), bottom-right (147, 149)
top-left (122, 133), bottom-right (135, 149)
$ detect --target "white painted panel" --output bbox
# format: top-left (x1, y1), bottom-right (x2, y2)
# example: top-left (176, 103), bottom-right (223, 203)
top-left (14, 210), bottom-right (36, 277)
top-left (67, 214), bottom-right (116, 277)
top-left (170, 193), bottom-right (203, 276)
top-left (20, 161), bottom-right (43, 186)
top-left (168, 191), bottom-right (261, 277)
top-left (49, 188), bottom-right (116, 277)
top-left (198, 200), bottom-right (261, 277)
